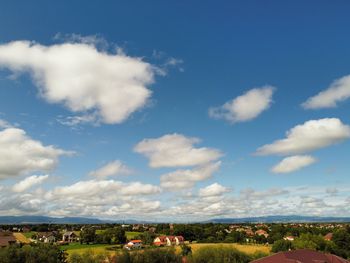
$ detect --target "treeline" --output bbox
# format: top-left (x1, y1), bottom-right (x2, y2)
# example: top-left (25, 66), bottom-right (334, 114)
top-left (80, 226), bottom-right (126, 244)
top-left (272, 228), bottom-right (350, 259)
top-left (0, 244), bottom-right (67, 263)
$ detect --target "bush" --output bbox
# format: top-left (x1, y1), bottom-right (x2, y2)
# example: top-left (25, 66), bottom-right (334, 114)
top-left (69, 250), bottom-right (107, 263)
top-left (188, 245), bottom-right (251, 263)
top-left (114, 248), bottom-right (181, 263)
top-left (0, 243), bottom-right (66, 263)
top-left (271, 240), bottom-right (292, 253)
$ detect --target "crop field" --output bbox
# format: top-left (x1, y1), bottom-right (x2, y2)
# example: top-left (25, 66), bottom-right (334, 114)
top-left (13, 233), bottom-right (31, 244)
top-left (186, 243), bottom-right (271, 255)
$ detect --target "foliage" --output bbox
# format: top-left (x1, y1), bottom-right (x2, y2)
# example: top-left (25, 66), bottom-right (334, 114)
top-left (181, 243), bottom-right (192, 256)
top-left (187, 245), bottom-right (251, 263)
top-left (69, 250), bottom-right (106, 263)
top-left (0, 244), bottom-right (67, 263)
top-left (134, 231), bottom-right (156, 245)
top-left (80, 227), bottom-right (96, 244)
top-left (271, 240), bottom-right (293, 253)
top-left (113, 248), bottom-right (182, 263)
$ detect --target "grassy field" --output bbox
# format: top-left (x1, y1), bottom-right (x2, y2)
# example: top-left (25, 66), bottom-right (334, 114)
top-left (22, 231), bottom-right (36, 238)
top-left (13, 233), bottom-right (31, 244)
top-left (126, 231), bottom-right (140, 240)
top-left (186, 243), bottom-right (271, 255)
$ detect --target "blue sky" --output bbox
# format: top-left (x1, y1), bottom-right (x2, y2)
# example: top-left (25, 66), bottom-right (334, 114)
top-left (0, 1), bottom-right (350, 221)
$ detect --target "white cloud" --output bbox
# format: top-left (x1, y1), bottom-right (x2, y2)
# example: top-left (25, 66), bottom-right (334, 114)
top-left (89, 160), bottom-right (132, 178)
top-left (160, 162), bottom-right (221, 190)
top-left (134, 133), bottom-right (222, 168)
top-left (47, 179), bottom-right (161, 200)
top-left (57, 114), bottom-right (99, 127)
top-left (271, 155), bottom-right (317, 174)
top-left (12, 175), bottom-right (49, 192)
top-left (0, 41), bottom-right (157, 124)
top-left (256, 118), bottom-right (350, 156)
top-left (302, 75), bottom-right (350, 109)
top-left (0, 128), bottom-right (72, 179)
top-left (209, 86), bottom-right (275, 123)
top-left (0, 119), bottom-right (12, 129)
top-left (199, 183), bottom-right (230, 197)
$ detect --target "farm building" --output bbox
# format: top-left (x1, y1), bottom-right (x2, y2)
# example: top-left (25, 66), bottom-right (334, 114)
top-left (125, 239), bottom-right (142, 250)
top-left (62, 231), bottom-right (78, 243)
top-left (153, 235), bottom-right (184, 246)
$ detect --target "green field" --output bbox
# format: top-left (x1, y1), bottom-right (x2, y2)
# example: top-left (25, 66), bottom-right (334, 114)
top-left (23, 232), bottom-right (36, 238)
top-left (60, 242), bottom-right (117, 251)
top-left (126, 231), bottom-right (140, 240)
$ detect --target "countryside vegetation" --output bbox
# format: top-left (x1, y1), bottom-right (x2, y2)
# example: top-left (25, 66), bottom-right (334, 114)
top-left (1, 222), bottom-right (350, 262)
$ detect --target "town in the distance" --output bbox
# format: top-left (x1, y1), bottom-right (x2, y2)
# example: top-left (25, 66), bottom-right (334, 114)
top-left (1, 219), bottom-right (350, 262)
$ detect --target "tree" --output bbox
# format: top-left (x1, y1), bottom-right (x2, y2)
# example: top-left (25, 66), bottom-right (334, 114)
top-left (80, 227), bottom-right (96, 244)
top-left (181, 243), bottom-right (192, 256)
top-left (271, 240), bottom-right (293, 253)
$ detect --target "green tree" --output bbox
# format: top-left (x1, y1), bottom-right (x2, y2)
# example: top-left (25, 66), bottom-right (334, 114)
top-left (271, 240), bottom-right (293, 253)
top-left (80, 227), bottom-right (96, 244)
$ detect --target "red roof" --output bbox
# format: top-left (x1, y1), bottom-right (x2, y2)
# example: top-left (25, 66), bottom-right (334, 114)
top-left (251, 249), bottom-right (350, 263)
top-left (130, 240), bottom-right (142, 243)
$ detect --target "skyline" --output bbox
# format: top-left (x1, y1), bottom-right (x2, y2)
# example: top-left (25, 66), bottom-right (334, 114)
top-left (0, 1), bottom-right (350, 221)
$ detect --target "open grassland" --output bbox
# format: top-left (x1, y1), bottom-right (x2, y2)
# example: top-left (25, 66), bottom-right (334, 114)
top-left (126, 231), bottom-right (140, 240)
top-left (13, 233), bottom-right (31, 244)
top-left (186, 243), bottom-right (271, 255)
top-left (22, 231), bottom-right (36, 238)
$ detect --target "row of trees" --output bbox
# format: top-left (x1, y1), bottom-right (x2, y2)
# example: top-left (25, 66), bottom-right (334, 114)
top-left (80, 226), bottom-right (126, 245)
top-left (272, 228), bottom-right (350, 259)
top-left (0, 244), bottom-right (67, 263)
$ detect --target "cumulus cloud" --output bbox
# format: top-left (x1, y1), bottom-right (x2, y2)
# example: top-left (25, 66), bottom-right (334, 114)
top-left (47, 179), bottom-right (161, 200)
top-left (256, 118), bottom-right (350, 156)
top-left (12, 175), bottom-right (49, 192)
top-left (199, 183), bottom-right (230, 197)
top-left (271, 155), bottom-right (317, 174)
top-left (134, 133), bottom-right (222, 168)
top-left (209, 86), bottom-right (275, 123)
top-left (0, 41), bottom-right (157, 124)
top-left (160, 162), bottom-right (221, 190)
top-left (89, 160), bottom-right (133, 178)
top-left (302, 75), bottom-right (350, 109)
top-left (0, 128), bottom-right (72, 179)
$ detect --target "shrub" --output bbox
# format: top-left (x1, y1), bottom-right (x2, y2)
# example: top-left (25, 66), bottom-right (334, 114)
top-left (188, 245), bottom-right (251, 263)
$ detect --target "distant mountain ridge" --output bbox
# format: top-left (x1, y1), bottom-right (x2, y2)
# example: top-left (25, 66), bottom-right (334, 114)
top-left (0, 215), bottom-right (350, 224)
top-left (209, 215), bottom-right (350, 223)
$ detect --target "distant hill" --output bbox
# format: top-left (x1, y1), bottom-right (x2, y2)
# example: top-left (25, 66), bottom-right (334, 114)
top-left (1, 215), bottom-right (350, 224)
top-left (209, 215), bottom-right (350, 223)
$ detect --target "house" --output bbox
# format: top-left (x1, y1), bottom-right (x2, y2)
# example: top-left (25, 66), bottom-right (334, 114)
top-left (132, 224), bottom-right (141, 231)
top-left (251, 249), bottom-right (349, 263)
top-left (125, 239), bottom-right (142, 250)
top-left (37, 232), bottom-right (56, 243)
top-left (245, 229), bottom-right (254, 237)
top-left (149, 227), bottom-right (156, 233)
top-left (283, 236), bottom-right (295, 241)
top-left (153, 235), bottom-right (184, 246)
top-left (255, 229), bottom-right (269, 238)
top-left (324, 233), bottom-right (333, 241)
top-left (62, 231), bottom-right (78, 243)
top-left (0, 231), bottom-right (17, 247)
